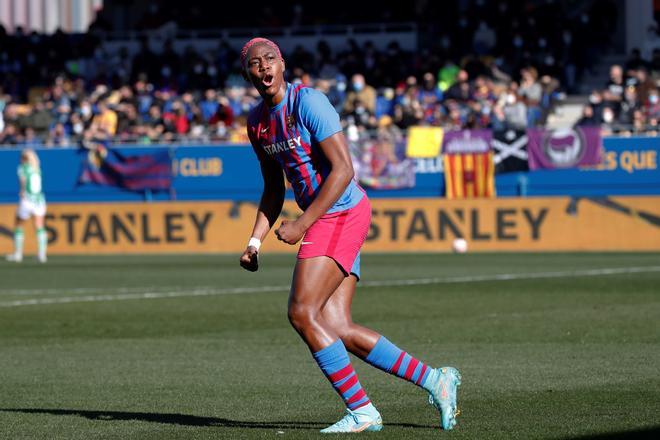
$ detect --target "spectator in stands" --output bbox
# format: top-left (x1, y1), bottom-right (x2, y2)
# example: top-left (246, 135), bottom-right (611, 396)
top-left (519, 67), bottom-right (543, 126)
top-left (0, 123), bottom-right (20, 145)
top-left (200, 89), bottom-right (219, 122)
top-left (134, 78), bottom-right (154, 116)
top-left (418, 72), bottom-right (443, 116)
top-left (315, 77), bottom-right (346, 114)
top-left (600, 106), bottom-right (618, 133)
top-left (631, 109), bottom-right (647, 134)
top-left (635, 68), bottom-right (655, 105)
top-left (646, 88), bottom-right (660, 119)
top-left (46, 122), bottom-right (70, 147)
top-left (141, 104), bottom-right (165, 141)
top-left (437, 60), bottom-right (460, 92)
top-left (575, 105), bottom-right (598, 127)
top-left (375, 115), bottom-right (403, 144)
top-left (208, 96), bottom-right (234, 128)
top-left (343, 74), bottom-right (376, 115)
top-left (444, 70), bottom-right (471, 102)
top-left (603, 65), bottom-right (625, 108)
top-left (22, 127), bottom-right (42, 147)
top-left (619, 86), bottom-right (639, 126)
top-left (393, 84), bottom-right (424, 129)
top-left (22, 100), bottom-right (52, 139)
top-left (2, 1), bottom-right (656, 146)
top-left (501, 86), bottom-right (527, 130)
top-left (163, 100), bottom-right (189, 136)
top-left (539, 75), bottom-right (561, 117)
top-left (85, 100), bottom-right (117, 140)
top-left (587, 90), bottom-right (605, 119)
top-left (116, 103), bottom-right (141, 140)
top-left (69, 113), bottom-right (85, 141)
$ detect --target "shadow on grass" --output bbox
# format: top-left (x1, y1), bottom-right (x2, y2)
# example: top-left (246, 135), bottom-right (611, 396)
top-left (0, 408), bottom-right (434, 430)
top-left (564, 427), bottom-right (660, 440)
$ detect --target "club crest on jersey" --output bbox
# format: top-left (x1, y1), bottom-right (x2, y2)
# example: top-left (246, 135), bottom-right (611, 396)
top-left (286, 115), bottom-right (296, 130)
top-left (263, 136), bottom-right (302, 155)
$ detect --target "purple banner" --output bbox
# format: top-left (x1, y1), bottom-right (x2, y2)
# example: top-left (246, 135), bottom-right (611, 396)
top-left (442, 129), bottom-right (492, 154)
top-left (527, 127), bottom-right (602, 170)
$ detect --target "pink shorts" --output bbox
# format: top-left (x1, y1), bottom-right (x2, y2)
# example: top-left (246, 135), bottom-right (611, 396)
top-left (297, 195), bottom-right (371, 279)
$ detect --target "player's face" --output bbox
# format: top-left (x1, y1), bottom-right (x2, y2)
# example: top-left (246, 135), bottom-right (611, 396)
top-left (244, 43), bottom-right (285, 98)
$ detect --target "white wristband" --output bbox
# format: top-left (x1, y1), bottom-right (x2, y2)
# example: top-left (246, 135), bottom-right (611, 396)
top-left (248, 237), bottom-right (261, 251)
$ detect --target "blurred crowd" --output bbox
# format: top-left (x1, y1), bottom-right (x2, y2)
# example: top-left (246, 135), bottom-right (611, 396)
top-left (0, 34), bottom-right (566, 148)
top-left (0, 0), bottom-right (657, 147)
top-left (575, 49), bottom-right (660, 136)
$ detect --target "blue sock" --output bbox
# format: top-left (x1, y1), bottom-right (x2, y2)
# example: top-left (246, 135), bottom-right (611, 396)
top-left (313, 339), bottom-right (371, 410)
top-left (365, 336), bottom-right (432, 388)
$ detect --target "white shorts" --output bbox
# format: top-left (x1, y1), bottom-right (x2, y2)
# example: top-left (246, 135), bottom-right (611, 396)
top-left (17, 198), bottom-right (47, 220)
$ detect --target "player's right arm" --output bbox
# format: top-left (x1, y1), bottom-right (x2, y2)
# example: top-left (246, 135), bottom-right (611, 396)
top-left (239, 156), bottom-right (285, 272)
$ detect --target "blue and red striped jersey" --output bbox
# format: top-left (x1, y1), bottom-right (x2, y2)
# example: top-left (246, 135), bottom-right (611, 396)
top-left (247, 82), bottom-right (364, 213)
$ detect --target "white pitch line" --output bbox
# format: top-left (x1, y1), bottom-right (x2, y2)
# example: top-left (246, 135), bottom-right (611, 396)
top-left (1, 266), bottom-right (659, 308)
top-left (0, 285), bottom-right (290, 307)
top-left (0, 285), bottom-right (217, 296)
top-left (361, 266), bottom-right (660, 287)
top-left (1, 286), bottom-right (174, 296)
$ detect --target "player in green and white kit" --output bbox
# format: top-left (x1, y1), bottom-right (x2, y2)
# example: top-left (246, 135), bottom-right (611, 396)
top-left (6, 149), bottom-right (48, 263)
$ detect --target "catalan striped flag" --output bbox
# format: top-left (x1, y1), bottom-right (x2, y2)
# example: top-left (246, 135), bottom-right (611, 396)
top-left (443, 151), bottom-right (496, 198)
top-left (441, 130), bottom-right (495, 199)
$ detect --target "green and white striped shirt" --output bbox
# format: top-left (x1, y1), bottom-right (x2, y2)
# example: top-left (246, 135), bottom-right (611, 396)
top-left (18, 163), bottom-right (45, 204)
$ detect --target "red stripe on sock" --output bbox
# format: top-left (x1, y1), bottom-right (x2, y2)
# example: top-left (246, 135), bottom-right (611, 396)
top-left (329, 364), bottom-right (354, 383)
top-left (392, 351), bottom-right (406, 374)
top-left (346, 388), bottom-right (366, 405)
top-left (416, 364), bottom-right (428, 385)
top-left (404, 358), bottom-right (420, 380)
top-left (337, 374), bottom-right (358, 393)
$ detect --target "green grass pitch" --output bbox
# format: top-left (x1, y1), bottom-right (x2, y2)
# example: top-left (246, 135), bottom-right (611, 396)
top-left (1, 252), bottom-right (659, 439)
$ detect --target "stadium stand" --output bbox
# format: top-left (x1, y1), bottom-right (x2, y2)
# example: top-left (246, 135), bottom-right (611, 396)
top-left (1, 0), bottom-right (657, 148)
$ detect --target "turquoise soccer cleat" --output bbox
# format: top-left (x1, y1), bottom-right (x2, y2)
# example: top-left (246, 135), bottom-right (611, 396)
top-left (320, 404), bottom-right (383, 434)
top-left (425, 366), bottom-right (462, 430)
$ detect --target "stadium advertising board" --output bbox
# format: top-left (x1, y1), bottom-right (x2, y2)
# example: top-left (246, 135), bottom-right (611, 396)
top-left (2, 196), bottom-right (659, 254)
top-left (0, 137), bottom-right (658, 204)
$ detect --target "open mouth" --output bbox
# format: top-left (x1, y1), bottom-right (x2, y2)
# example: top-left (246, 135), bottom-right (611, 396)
top-left (262, 74), bottom-right (274, 88)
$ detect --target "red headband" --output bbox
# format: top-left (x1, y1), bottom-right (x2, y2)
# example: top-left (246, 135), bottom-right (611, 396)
top-left (240, 38), bottom-right (282, 67)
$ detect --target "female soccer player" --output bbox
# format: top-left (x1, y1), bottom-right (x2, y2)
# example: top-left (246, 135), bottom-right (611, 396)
top-left (6, 149), bottom-right (48, 263)
top-left (239, 38), bottom-right (460, 433)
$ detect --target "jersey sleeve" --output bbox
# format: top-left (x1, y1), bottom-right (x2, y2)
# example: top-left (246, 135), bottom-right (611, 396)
top-left (298, 88), bottom-right (342, 143)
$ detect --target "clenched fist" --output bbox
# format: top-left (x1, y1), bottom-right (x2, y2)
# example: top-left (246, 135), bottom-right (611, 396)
top-left (239, 246), bottom-right (259, 272)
